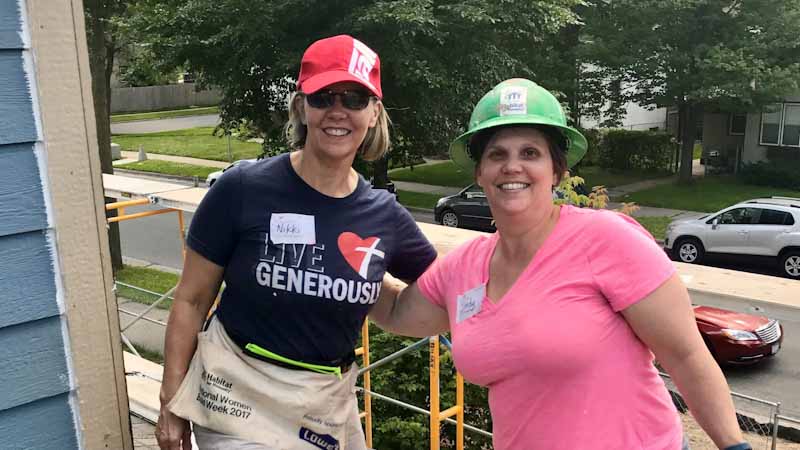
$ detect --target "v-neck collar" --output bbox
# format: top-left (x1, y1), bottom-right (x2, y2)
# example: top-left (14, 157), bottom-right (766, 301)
top-left (481, 205), bottom-right (566, 307)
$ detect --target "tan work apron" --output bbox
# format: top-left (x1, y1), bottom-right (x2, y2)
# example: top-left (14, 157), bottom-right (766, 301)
top-left (168, 318), bottom-right (363, 449)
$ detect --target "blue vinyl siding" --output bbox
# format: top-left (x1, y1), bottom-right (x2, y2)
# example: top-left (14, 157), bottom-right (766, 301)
top-left (0, 3), bottom-right (80, 448)
top-left (0, 50), bottom-right (37, 145)
top-left (0, 317), bottom-right (71, 411)
top-left (0, 0), bottom-right (23, 49)
top-left (0, 231), bottom-right (59, 329)
top-left (0, 394), bottom-right (79, 449)
top-left (0, 143), bottom-right (47, 237)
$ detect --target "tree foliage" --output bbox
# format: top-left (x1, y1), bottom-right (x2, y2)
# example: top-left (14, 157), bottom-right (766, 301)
top-left (580, 0), bottom-right (800, 181)
top-left (131, 0), bottom-right (583, 182)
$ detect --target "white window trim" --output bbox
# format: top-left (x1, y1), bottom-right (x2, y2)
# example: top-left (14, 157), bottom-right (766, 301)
top-left (760, 102), bottom-right (800, 148)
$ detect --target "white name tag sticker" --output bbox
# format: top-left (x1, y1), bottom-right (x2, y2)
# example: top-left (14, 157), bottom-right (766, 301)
top-left (270, 213), bottom-right (316, 244)
top-left (456, 284), bottom-right (485, 323)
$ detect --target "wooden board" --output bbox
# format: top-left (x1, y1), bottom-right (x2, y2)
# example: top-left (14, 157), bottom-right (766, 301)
top-left (149, 187), bottom-right (208, 213)
top-left (124, 351), bottom-right (163, 424)
top-left (103, 173), bottom-right (190, 200)
top-left (677, 262), bottom-right (799, 308)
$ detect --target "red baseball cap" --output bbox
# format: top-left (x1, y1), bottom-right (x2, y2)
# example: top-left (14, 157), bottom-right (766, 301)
top-left (297, 35), bottom-right (383, 98)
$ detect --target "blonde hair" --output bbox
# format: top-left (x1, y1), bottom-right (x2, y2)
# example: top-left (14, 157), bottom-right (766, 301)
top-left (284, 92), bottom-right (391, 161)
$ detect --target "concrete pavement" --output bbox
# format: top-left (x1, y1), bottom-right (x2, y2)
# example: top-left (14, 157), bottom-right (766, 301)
top-left (111, 114), bottom-right (219, 134)
top-left (114, 150), bottom-right (231, 169)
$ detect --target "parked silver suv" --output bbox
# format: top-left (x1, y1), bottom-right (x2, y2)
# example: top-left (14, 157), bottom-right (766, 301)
top-left (664, 197), bottom-right (800, 279)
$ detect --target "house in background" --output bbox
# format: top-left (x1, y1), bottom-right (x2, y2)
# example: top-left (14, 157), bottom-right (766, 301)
top-left (0, 0), bottom-right (131, 448)
top-left (701, 95), bottom-right (800, 171)
top-left (580, 101), bottom-right (669, 131)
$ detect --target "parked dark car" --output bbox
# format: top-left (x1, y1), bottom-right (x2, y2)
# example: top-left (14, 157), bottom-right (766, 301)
top-left (695, 305), bottom-right (783, 365)
top-left (434, 181), bottom-right (589, 231)
top-left (434, 184), bottom-right (495, 231)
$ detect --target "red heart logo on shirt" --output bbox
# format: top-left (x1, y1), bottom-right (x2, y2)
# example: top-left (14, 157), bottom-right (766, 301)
top-left (338, 232), bottom-right (384, 279)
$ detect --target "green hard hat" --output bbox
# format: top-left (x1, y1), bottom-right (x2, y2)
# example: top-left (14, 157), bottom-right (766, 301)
top-left (449, 78), bottom-right (588, 169)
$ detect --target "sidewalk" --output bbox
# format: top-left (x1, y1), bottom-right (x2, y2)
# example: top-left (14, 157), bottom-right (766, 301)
top-left (115, 150), bottom-right (230, 169)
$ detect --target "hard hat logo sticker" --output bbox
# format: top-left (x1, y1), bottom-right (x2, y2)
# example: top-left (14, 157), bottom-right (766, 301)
top-left (499, 86), bottom-right (528, 116)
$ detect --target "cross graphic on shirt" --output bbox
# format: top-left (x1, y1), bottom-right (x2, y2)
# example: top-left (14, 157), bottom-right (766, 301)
top-left (355, 238), bottom-right (385, 279)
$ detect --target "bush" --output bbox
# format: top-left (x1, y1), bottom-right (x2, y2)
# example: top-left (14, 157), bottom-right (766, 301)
top-left (739, 160), bottom-right (800, 191)
top-left (597, 129), bottom-right (676, 172)
top-left (577, 127), bottom-right (603, 167)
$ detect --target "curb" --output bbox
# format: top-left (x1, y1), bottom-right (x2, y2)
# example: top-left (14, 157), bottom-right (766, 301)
top-left (122, 256), bottom-right (182, 275)
top-left (404, 205), bottom-right (435, 214)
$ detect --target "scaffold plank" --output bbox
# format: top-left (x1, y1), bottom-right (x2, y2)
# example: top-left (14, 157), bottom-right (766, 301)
top-left (148, 187), bottom-right (208, 213)
top-left (102, 173), bottom-right (190, 200)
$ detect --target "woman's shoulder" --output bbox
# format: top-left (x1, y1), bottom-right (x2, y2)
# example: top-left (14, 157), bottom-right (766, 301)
top-left (561, 205), bottom-right (645, 234)
top-left (440, 232), bottom-right (496, 267)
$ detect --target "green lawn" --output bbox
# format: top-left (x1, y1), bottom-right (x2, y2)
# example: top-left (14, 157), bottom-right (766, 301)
top-left (624, 176), bottom-right (800, 212)
top-left (634, 216), bottom-right (670, 241)
top-left (129, 344), bottom-right (165, 364)
top-left (111, 106), bottom-right (219, 123)
top-left (390, 161), bottom-right (474, 187)
top-left (116, 160), bottom-right (218, 179)
top-left (112, 127), bottom-right (262, 162)
top-left (397, 190), bottom-right (443, 210)
top-left (115, 265), bottom-right (179, 309)
top-left (576, 166), bottom-right (670, 189)
top-left (390, 160), bottom-right (667, 189)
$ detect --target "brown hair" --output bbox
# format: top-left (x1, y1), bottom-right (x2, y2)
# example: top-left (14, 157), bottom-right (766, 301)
top-left (284, 92), bottom-right (391, 161)
top-left (469, 124), bottom-right (568, 184)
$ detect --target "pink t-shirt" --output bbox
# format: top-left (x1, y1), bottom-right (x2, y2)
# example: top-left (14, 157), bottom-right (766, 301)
top-left (418, 206), bottom-right (682, 450)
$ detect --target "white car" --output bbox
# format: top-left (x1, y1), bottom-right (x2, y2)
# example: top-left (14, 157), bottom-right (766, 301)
top-left (664, 197), bottom-right (800, 279)
top-left (206, 159), bottom-right (257, 186)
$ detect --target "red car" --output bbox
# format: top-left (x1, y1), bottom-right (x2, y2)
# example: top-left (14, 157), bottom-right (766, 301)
top-left (694, 305), bottom-right (783, 365)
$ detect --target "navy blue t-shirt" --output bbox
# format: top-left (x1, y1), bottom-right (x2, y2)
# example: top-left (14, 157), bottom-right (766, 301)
top-left (187, 153), bottom-right (437, 365)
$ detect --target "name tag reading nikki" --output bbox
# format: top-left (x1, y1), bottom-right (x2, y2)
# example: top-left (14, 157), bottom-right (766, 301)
top-left (456, 284), bottom-right (485, 323)
top-left (270, 213), bottom-right (316, 245)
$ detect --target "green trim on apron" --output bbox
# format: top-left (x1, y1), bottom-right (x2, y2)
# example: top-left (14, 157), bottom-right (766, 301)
top-left (244, 343), bottom-right (343, 379)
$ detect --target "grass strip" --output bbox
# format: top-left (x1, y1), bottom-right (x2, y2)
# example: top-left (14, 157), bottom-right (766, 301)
top-left (397, 190), bottom-right (442, 210)
top-left (116, 160), bottom-right (218, 179)
top-left (116, 265), bottom-right (179, 310)
top-left (111, 106), bottom-right (219, 123)
top-left (623, 176), bottom-right (800, 212)
top-left (112, 127), bottom-right (262, 162)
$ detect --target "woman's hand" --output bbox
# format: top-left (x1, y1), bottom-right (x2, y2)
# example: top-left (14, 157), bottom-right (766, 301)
top-left (155, 405), bottom-right (191, 450)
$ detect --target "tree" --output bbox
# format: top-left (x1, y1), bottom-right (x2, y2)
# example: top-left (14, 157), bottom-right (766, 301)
top-left (581, 0), bottom-right (800, 182)
top-left (133, 0), bottom-right (583, 185)
top-left (84, 0), bottom-right (129, 272)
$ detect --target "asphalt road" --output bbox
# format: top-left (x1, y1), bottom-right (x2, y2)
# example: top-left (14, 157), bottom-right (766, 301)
top-left (111, 114), bottom-right (219, 134)
top-left (690, 291), bottom-right (800, 418)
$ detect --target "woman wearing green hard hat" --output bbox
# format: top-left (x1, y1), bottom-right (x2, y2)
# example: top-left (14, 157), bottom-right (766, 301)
top-left (371, 79), bottom-right (749, 450)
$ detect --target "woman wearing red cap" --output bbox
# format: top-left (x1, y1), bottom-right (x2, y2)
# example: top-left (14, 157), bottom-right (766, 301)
top-left (155, 35), bottom-right (436, 450)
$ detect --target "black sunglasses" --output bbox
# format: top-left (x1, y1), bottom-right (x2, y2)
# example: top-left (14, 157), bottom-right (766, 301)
top-left (306, 89), bottom-right (374, 110)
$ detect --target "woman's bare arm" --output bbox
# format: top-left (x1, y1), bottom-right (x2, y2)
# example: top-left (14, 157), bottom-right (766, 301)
top-left (369, 274), bottom-right (450, 337)
top-left (157, 248), bottom-right (224, 450)
top-left (621, 273), bottom-right (744, 449)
